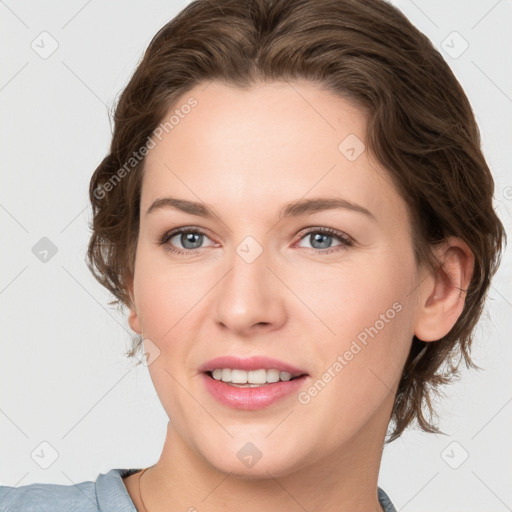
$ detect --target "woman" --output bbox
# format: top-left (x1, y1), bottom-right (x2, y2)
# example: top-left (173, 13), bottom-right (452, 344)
top-left (0, 0), bottom-right (505, 510)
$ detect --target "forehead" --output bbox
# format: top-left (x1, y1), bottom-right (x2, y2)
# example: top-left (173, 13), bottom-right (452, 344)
top-left (141, 80), bottom-right (407, 226)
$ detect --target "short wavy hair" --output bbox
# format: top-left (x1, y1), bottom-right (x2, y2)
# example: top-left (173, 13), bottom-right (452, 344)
top-left (87, 0), bottom-right (505, 441)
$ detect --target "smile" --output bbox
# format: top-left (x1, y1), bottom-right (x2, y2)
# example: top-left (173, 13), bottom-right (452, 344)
top-left (199, 356), bottom-right (309, 409)
top-left (209, 368), bottom-right (300, 386)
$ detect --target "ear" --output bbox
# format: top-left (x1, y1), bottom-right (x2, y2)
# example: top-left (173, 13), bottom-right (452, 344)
top-left (128, 308), bottom-right (142, 335)
top-left (126, 277), bottom-right (142, 335)
top-left (414, 237), bottom-right (474, 342)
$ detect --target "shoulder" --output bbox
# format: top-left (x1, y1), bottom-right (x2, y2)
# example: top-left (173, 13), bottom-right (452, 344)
top-left (0, 468), bottom-right (141, 512)
top-left (378, 487), bottom-right (397, 512)
top-left (0, 479), bottom-right (97, 512)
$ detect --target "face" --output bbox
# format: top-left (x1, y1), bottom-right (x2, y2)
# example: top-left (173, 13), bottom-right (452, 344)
top-left (128, 80), bottom-right (425, 478)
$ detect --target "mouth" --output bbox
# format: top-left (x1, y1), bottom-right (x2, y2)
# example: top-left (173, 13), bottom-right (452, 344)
top-left (199, 355), bottom-right (309, 383)
top-left (205, 368), bottom-right (307, 388)
top-left (205, 368), bottom-right (306, 387)
top-left (199, 356), bottom-right (309, 409)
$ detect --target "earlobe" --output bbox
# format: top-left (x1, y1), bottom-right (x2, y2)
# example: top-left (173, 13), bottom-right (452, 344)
top-left (126, 278), bottom-right (142, 335)
top-left (414, 237), bottom-right (474, 342)
top-left (128, 308), bottom-right (142, 334)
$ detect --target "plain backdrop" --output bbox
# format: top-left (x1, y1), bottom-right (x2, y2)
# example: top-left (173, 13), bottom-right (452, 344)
top-left (0, 1), bottom-right (511, 510)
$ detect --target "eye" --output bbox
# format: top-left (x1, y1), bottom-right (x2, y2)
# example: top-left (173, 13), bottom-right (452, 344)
top-left (296, 227), bottom-right (353, 253)
top-left (158, 227), bottom-right (216, 254)
top-left (158, 226), bottom-right (353, 255)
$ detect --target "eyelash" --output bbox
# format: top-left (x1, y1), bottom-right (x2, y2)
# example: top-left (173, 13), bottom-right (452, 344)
top-left (158, 226), bottom-right (354, 255)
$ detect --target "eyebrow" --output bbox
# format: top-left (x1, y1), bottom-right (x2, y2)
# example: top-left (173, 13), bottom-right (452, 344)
top-left (146, 196), bottom-right (376, 222)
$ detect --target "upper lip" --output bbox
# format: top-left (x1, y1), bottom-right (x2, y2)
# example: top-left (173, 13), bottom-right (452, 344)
top-left (199, 356), bottom-right (308, 376)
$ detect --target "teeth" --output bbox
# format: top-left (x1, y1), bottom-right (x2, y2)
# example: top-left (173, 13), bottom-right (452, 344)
top-left (232, 369), bottom-right (248, 384)
top-left (210, 368), bottom-right (297, 385)
top-left (212, 369), bottom-right (223, 380)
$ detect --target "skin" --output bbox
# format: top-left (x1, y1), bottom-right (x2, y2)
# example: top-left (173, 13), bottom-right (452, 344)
top-left (122, 80), bottom-right (473, 511)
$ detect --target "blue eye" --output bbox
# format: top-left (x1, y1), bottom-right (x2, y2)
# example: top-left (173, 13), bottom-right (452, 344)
top-left (159, 226), bottom-right (353, 255)
top-left (159, 227), bottom-right (214, 253)
top-left (297, 228), bottom-right (353, 253)
top-left (173, 231), bottom-right (204, 250)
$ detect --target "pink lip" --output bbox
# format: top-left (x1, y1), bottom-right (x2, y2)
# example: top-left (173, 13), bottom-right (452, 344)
top-left (198, 356), bottom-right (308, 375)
top-left (201, 373), bottom-right (309, 410)
top-left (198, 356), bottom-right (309, 410)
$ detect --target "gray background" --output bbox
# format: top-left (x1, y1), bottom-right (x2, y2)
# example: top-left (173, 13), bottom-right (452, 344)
top-left (0, 0), bottom-right (511, 510)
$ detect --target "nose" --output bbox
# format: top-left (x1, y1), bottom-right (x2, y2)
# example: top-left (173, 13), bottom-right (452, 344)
top-left (214, 245), bottom-right (287, 337)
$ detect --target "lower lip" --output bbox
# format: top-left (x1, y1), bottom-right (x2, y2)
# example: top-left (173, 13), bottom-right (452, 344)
top-left (201, 373), bottom-right (308, 410)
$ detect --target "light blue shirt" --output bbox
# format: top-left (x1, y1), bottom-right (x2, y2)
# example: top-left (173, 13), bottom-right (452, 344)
top-left (0, 468), bottom-right (397, 511)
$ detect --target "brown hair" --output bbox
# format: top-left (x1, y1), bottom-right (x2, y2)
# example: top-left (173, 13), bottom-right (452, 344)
top-left (87, 0), bottom-right (505, 441)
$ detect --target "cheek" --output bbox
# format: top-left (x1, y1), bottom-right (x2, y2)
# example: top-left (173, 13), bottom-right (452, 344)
top-left (295, 248), bottom-right (417, 396)
top-left (132, 245), bottom-right (213, 339)
top-left (290, 249), bottom-right (416, 342)
top-left (132, 249), bottom-right (209, 414)
top-left (294, 277), bottom-right (416, 448)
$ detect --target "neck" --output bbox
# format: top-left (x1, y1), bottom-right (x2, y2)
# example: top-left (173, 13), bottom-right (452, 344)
top-left (140, 407), bottom-right (390, 512)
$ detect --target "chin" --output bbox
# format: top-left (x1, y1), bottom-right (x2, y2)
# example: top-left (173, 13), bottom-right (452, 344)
top-left (211, 453), bottom-right (300, 480)
top-left (197, 433), bottom-right (310, 479)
